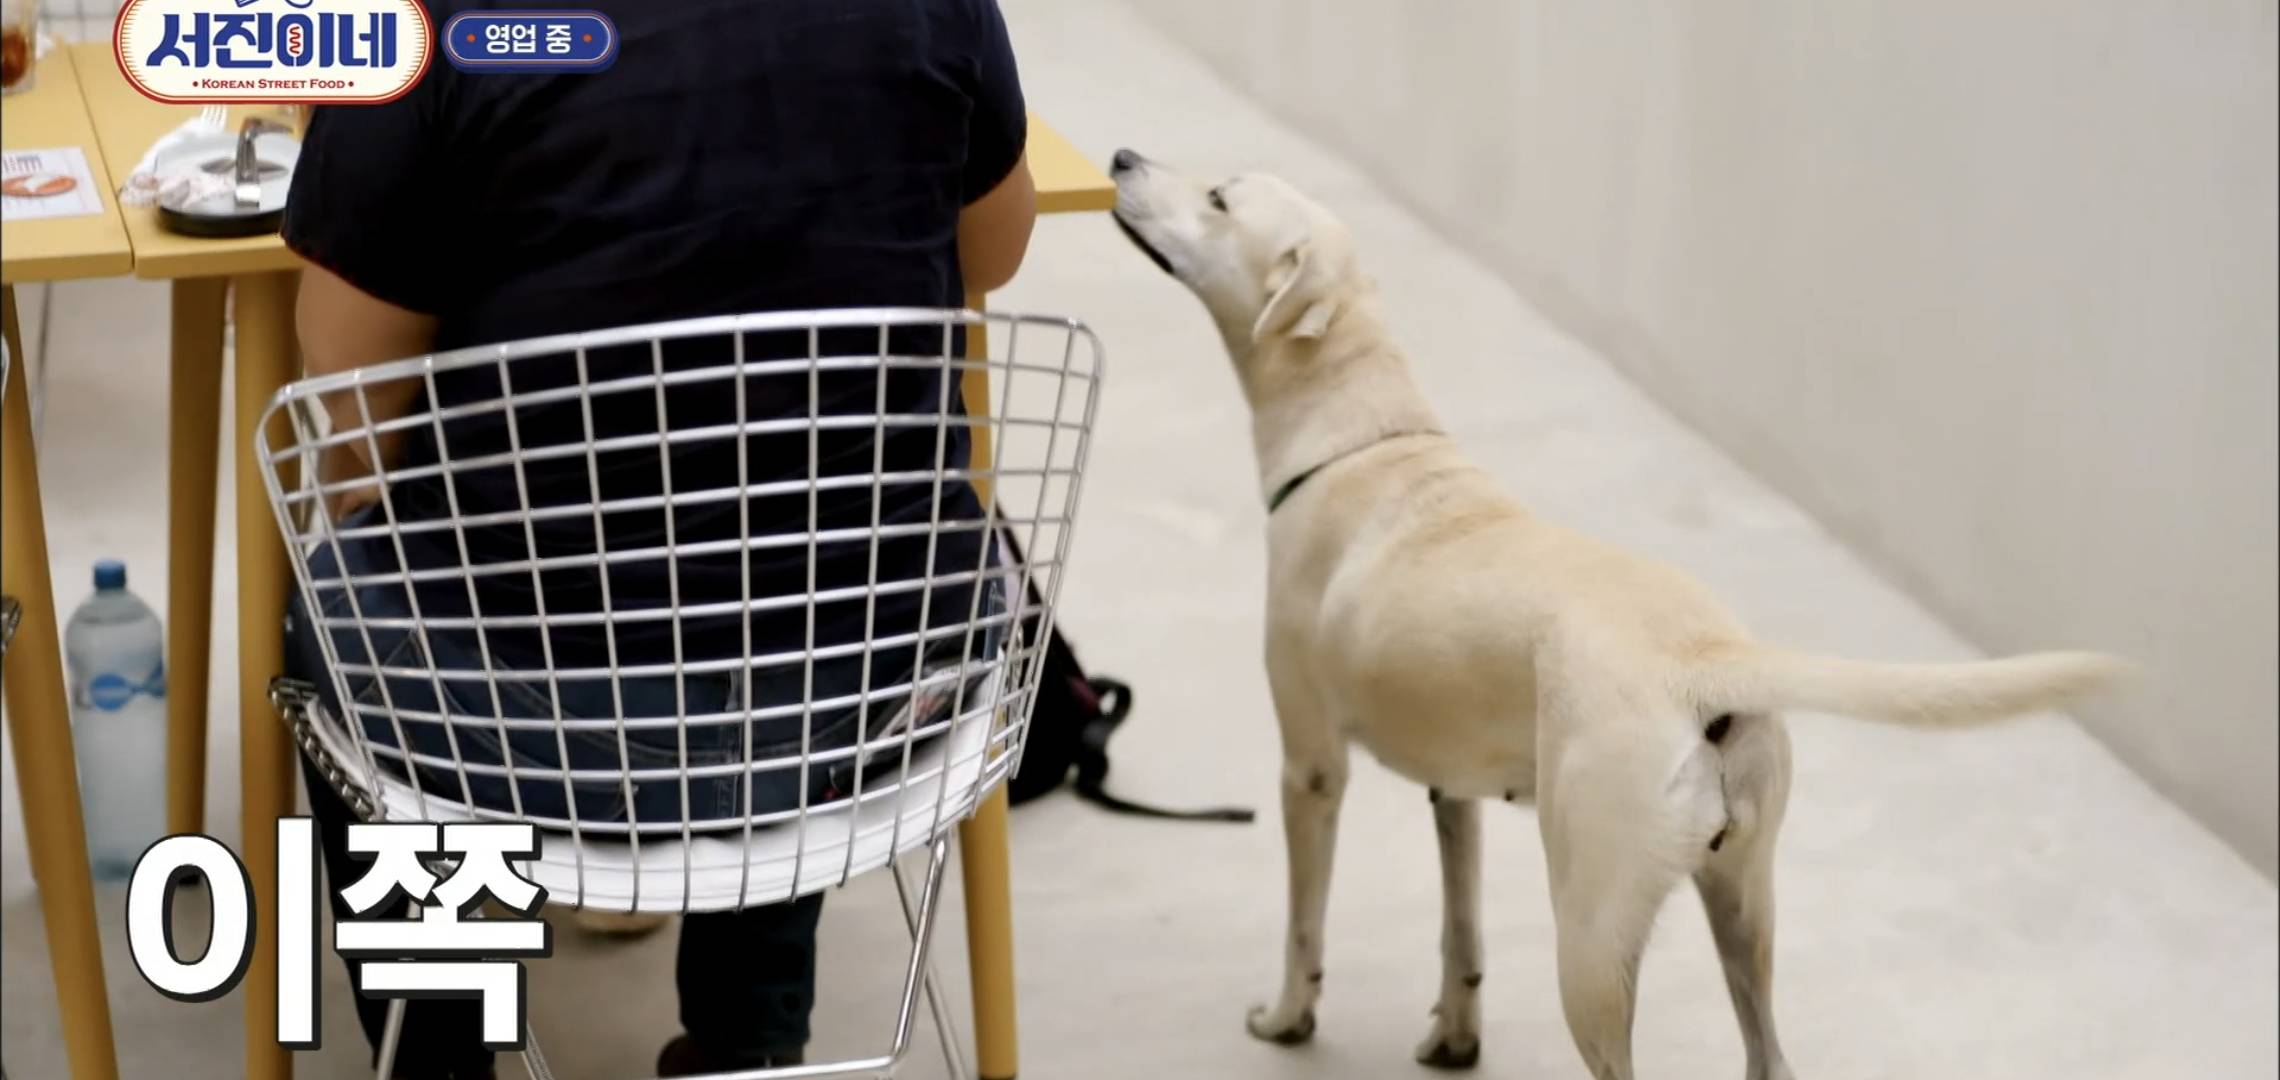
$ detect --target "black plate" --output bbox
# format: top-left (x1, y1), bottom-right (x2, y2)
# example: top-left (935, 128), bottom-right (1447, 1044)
top-left (157, 198), bottom-right (285, 238)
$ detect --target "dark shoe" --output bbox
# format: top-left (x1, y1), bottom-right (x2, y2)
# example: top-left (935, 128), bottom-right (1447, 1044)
top-left (656, 1034), bottom-right (804, 1076)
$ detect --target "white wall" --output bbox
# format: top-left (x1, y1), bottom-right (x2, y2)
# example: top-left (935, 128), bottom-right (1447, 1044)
top-left (1127, 0), bottom-right (2280, 874)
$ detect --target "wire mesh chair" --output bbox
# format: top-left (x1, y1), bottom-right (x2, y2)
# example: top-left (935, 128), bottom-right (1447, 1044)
top-left (256, 308), bottom-right (1102, 1079)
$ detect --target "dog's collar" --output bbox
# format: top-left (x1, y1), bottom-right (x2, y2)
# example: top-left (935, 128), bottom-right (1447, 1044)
top-left (1266, 430), bottom-right (1446, 514)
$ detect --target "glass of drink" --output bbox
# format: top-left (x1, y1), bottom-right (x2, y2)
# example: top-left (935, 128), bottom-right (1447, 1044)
top-left (0, 0), bottom-right (35, 97)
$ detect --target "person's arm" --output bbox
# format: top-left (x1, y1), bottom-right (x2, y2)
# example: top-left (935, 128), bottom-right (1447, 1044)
top-left (955, 0), bottom-right (1034, 296)
top-left (297, 265), bottom-right (436, 512)
top-left (959, 153), bottom-right (1036, 295)
top-left (280, 91), bottom-right (453, 514)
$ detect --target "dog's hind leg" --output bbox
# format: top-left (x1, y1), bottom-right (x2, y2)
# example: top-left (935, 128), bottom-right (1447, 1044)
top-left (1695, 844), bottom-right (1794, 1080)
top-left (1544, 825), bottom-right (1681, 1080)
top-left (1537, 721), bottom-right (1693, 1078)
top-left (1694, 720), bottom-right (1795, 1080)
top-left (1415, 791), bottom-right (1484, 1069)
top-left (1246, 746), bottom-right (1348, 1046)
top-left (1532, 650), bottom-right (1696, 1079)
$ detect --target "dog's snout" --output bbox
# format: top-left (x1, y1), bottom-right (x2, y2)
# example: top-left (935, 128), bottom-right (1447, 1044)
top-left (1112, 147), bottom-right (1144, 174)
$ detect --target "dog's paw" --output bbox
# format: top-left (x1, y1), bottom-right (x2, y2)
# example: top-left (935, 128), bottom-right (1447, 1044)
top-left (1245, 1004), bottom-right (1317, 1046)
top-left (1413, 1030), bottom-right (1481, 1070)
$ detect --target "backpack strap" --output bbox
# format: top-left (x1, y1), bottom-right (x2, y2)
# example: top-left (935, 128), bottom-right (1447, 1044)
top-left (1070, 677), bottom-right (1254, 824)
top-left (997, 515), bottom-right (1254, 824)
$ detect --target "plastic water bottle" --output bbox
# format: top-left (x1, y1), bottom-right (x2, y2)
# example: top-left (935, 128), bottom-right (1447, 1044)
top-left (64, 559), bottom-right (167, 879)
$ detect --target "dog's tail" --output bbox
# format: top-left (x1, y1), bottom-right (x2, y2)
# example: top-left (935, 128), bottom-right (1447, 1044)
top-left (1696, 645), bottom-right (2129, 728)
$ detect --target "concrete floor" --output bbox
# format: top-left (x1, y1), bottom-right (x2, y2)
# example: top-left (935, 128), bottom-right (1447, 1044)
top-left (5, 2), bottom-right (2276, 1077)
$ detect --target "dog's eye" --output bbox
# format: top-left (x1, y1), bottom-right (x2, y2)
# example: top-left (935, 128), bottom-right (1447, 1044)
top-left (1207, 187), bottom-right (1229, 212)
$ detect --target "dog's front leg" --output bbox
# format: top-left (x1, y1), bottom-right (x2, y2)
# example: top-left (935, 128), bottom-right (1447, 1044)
top-left (1247, 751), bottom-right (1348, 1045)
top-left (1415, 790), bottom-right (1483, 1069)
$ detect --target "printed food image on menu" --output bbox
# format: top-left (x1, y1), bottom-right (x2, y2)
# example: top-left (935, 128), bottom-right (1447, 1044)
top-left (3, 147), bottom-right (103, 221)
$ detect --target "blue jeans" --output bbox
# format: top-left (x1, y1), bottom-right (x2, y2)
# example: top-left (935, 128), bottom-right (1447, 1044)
top-left (290, 521), bottom-right (1002, 1073)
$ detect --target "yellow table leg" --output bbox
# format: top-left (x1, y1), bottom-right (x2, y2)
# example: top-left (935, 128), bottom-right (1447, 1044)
top-left (3, 285), bottom-right (122, 1080)
top-left (166, 279), bottom-right (226, 838)
top-left (956, 300), bottom-right (1020, 1080)
top-left (231, 271), bottom-right (300, 1080)
top-left (958, 788), bottom-right (1021, 1080)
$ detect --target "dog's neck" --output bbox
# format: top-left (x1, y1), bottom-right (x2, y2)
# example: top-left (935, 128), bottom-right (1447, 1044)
top-left (1231, 302), bottom-right (1445, 507)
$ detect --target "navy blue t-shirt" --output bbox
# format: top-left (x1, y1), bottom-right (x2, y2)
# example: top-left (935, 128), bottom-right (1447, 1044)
top-left (282, 0), bottom-right (1026, 669)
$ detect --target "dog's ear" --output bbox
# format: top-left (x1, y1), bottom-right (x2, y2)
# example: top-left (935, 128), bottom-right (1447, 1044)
top-left (1251, 240), bottom-right (1339, 345)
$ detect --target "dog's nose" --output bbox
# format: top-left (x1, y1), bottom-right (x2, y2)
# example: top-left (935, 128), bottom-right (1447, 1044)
top-left (1111, 147), bottom-right (1143, 173)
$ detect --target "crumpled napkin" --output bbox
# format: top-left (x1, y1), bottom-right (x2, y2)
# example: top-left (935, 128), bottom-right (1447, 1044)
top-left (117, 111), bottom-right (231, 208)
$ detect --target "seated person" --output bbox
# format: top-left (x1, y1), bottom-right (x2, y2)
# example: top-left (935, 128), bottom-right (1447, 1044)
top-left (278, 1), bottom-right (1036, 1076)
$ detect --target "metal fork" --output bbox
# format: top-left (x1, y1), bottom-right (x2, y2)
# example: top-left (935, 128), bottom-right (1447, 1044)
top-left (234, 116), bottom-right (290, 208)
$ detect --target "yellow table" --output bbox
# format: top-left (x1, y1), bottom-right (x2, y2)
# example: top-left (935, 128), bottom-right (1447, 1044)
top-left (71, 33), bottom-right (1113, 1076)
top-left (2, 49), bottom-right (134, 284)
top-left (1029, 119), bottom-right (1116, 216)
top-left (0, 42), bottom-right (130, 1080)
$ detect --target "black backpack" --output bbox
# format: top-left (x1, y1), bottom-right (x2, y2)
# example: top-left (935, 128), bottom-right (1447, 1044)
top-left (997, 524), bottom-right (1252, 823)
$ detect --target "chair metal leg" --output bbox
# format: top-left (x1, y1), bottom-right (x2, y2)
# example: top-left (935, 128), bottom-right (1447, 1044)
top-left (369, 895), bottom-right (426, 1080)
top-left (646, 835), bottom-right (956, 1080)
top-left (374, 997), bottom-right (407, 1080)
top-left (892, 858), bottom-right (970, 1080)
top-left (881, 835), bottom-right (957, 1077)
top-left (480, 834), bottom-right (964, 1080)
top-left (517, 1030), bottom-right (558, 1080)
top-left (366, 903), bottom-right (568, 1080)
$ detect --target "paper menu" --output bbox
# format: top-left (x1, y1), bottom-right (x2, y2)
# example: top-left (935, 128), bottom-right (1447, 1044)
top-left (2, 146), bottom-right (104, 222)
